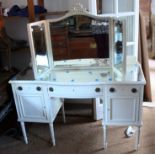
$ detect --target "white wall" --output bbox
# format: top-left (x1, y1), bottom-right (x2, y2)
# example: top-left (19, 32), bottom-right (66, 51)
top-left (1, 0), bottom-right (30, 8)
top-left (152, 0), bottom-right (155, 14)
top-left (0, 0), bottom-right (89, 12)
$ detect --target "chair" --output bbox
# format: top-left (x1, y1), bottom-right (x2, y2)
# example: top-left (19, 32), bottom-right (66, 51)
top-left (0, 28), bottom-right (27, 71)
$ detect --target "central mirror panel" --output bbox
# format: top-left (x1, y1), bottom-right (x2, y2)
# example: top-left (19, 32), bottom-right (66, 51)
top-left (49, 15), bottom-right (111, 68)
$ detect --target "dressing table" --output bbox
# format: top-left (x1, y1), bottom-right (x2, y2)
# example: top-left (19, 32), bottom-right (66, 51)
top-left (9, 5), bottom-right (146, 150)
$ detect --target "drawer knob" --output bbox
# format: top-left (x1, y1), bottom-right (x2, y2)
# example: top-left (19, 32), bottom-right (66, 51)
top-left (109, 88), bottom-right (115, 93)
top-left (49, 87), bottom-right (54, 92)
top-left (36, 87), bottom-right (41, 91)
top-left (95, 87), bottom-right (101, 93)
top-left (131, 88), bottom-right (137, 93)
top-left (18, 86), bottom-right (23, 91)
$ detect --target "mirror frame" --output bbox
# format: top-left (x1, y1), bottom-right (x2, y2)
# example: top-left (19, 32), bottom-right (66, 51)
top-left (112, 18), bottom-right (126, 79)
top-left (27, 7), bottom-right (126, 80)
top-left (27, 20), bottom-right (54, 79)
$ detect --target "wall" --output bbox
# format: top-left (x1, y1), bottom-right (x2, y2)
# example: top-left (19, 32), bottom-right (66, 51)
top-left (0, 0), bottom-right (89, 12)
top-left (0, 0), bottom-right (30, 9)
top-left (152, 0), bottom-right (155, 14)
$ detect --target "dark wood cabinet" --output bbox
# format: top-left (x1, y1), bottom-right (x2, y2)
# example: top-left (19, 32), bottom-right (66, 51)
top-left (69, 37), bottom-right (97, 59)
top-left (50, 27), bottom-right (110, 60)
top-left (51, 27), bottom-right (69, 60)
top-left (51, 26), bottom-right (98, 60)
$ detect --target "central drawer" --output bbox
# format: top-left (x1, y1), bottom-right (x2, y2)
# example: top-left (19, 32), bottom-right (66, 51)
top-left (48, 85), bottom-right (103, 98)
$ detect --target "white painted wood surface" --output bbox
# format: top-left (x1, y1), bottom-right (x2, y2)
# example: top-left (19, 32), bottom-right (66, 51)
top-left (9, 3), bottom-right (145, 149)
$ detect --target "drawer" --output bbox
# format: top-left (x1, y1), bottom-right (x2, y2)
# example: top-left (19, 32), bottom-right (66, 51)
top-left (69, 37), bottom-right (96, 49)
top-left (15, 84), bottom-right (43, 94)
top-left (70, 49), bottom-right (97, 59)
top-left (106, 85), bottom-right (140, 96)
top-left (52, 35), bottom-right (66, 40)
top-left (52, 38), bottom-right (67, 48)
top-left (48, 85), bottom-right (103, 98)
top-left (53, 48), bottom-right (68, 60)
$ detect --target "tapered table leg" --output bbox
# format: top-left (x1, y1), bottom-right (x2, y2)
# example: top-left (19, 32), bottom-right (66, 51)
top-left (135, 126), bottom-right (141, 150)
top-left (61, 103), bottom-right (66, 123)
top-left (49, 123), bottom-right (56, 146)
top-left (20, 122), bottom-right (28, 144)
top-left (102, 123), bottom-right (108, 149)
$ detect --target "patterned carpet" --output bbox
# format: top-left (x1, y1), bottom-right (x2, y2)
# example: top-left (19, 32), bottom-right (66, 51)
top-left (0, 106), bottom-right (155, 154)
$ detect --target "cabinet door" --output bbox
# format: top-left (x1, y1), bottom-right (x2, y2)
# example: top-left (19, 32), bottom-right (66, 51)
top-left (17, 94), bottom-right (48, 122)
top-left (107, 96), bottom-right (139, 125)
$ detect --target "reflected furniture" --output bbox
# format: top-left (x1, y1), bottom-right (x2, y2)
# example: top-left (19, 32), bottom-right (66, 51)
top-left (9, 7), bottom-right (145, 150)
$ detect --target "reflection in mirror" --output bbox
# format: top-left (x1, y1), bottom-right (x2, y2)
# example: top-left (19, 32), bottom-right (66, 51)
top-left (49, 15), bottom-right (110, 67)
top-left (114, 20), bottom-right (123, 65)
top-left (31, 24), bottom-right (49, 75)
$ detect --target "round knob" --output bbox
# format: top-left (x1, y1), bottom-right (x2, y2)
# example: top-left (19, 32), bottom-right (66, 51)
top-left (95, 87), bottom-right (101, 93)
top-left (36, 87), bottom-right (41, 91)
top-left (18, 86), bottom-right (23, 91)
top-left (49, 87), bottom-right (54, 92)
top-left (109, 87), bottom-right (115, 93)
top-left (131, 88), bottom-right (137, 93)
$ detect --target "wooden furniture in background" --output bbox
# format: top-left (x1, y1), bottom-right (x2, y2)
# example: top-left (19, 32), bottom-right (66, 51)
top-left (51, 27), bottom-right (69, 60)
top-left (140, 0), bottom-right (152, 38)
top-left (27, 0), bottom-right (44, 22)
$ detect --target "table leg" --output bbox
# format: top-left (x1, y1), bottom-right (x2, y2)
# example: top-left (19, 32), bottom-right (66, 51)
top-left (20, 122), bottom-right (28, 144)
top-left (49, 123), bottom-right (56, 146)
top-left (102, 123), bottom-right (108, 149)
top-left (135, 126), bottom-right (141, 150)
top-left (61, 103), bottom-right (66, 123)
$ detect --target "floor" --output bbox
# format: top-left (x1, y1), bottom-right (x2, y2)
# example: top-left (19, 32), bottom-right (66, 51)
top-left (0, 106), bottom-right (155, 154)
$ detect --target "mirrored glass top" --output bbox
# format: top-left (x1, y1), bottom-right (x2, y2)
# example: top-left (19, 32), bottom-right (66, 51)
top-left (14, 63), bottom-right (141, 83)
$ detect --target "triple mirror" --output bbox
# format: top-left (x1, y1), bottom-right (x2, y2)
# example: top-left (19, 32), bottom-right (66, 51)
top-left (27, 11), bottom-right (125, 80)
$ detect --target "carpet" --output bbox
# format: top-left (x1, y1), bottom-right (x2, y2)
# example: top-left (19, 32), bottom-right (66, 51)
top-left (0, 106), bottom-right (155, 154)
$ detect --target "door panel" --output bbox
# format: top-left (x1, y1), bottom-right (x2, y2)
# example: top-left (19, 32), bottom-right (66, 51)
top-left (107, 97), bottom-right (138, 123)
top-left (18, 94), bottom-right (48, 121)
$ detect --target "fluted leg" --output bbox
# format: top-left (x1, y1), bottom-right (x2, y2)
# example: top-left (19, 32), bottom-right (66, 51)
top-left (20, 122), bottom-right (28, 144)
top-left (49, 123), bottom-right (56, 146)
top-left (61, 103), bottom-right (66, 123)
top-left (102, 123), bottom-right (108, 149)
top-left (135, 126), bottom-right (141, 150)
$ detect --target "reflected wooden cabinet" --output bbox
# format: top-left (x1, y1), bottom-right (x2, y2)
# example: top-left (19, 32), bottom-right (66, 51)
top-left (51, 28), bottom-right (109, 60)
top-left (51, 27), bottom-right (69, 60)
top-left (69, 37), bottom-right (97, 59)
top-left (51, 28), bottom-right (98, 60)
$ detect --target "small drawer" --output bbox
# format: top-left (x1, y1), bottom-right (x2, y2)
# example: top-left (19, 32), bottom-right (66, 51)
top-left (48, 85), bottom-right (103, 98)
top-left (53, 48), bottom-right (68, 56)
top-left (106, 85), bottom-right (140, 96)
top-left (53, 48), bottom-right (68, 60)
top-left (52, 39), bottom-right (67, 48)
top-left (15, 84), bottom-right (43, 94)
